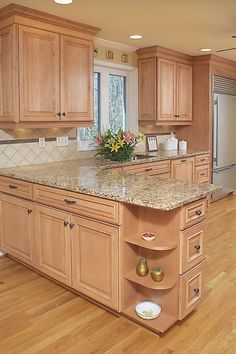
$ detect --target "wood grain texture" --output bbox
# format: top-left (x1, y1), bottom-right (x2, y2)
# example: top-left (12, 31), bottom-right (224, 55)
top-left (0, 196), bottom-right (236, 353)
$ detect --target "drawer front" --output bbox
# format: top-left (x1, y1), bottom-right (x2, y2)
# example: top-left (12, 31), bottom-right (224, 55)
top-left (0, 176), bottom-right (33, 200)
top-left (33, 184), bottom-right (120, 225)
top-left (195, 165), bottom-right (210, 183)
top-left (181, 198), bottom-right (206, 230)
top-left (123, 161), bottom-right (170, 175)
top-left (180, 222), bottom-right (205, 274)
top-left (195, 154), bottom-right (210, 166)
top-left (179, 261), bottom-right (205, 320)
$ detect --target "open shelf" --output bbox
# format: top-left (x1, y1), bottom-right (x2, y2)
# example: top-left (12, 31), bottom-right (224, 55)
top-left (123, 304), bottom-right (177, 333)
top-left (124, 236), bottom-right (177, 251)
top-left (125, 270), bottom-right (177, 290)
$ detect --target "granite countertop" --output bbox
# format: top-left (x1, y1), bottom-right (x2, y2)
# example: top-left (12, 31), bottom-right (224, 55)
top-left (0, 152), bottom-right (220, 211)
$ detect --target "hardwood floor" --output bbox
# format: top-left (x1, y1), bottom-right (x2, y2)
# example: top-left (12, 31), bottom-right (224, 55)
top-left (0, 196), bottom-right (236, 353)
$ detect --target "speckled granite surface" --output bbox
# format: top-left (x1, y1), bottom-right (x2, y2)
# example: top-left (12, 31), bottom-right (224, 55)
top-left (0, 154), bottom-right (220, 211)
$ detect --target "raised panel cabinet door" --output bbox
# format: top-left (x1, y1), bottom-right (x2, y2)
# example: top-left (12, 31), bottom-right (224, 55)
top-left (72, 216), bottom-right (119, 310)
top-left (157, 58), bottom-right (176, 121)
top-left (34, 205), bottom-right (72, 286)
top-left (0, 194), bottom-right (33, 265)
top-left (176, 63), bottom-right (192, 121)
top-left (171, 158), bottom-right (194, 182)
top-left (60, 35), bottom-right (93, 121)
top-left (138, 58), bottom-right (157, 123)
top-left (19, 26), bottom-right (60, 121)
top-left (0, 25), bottom-right (18, 122)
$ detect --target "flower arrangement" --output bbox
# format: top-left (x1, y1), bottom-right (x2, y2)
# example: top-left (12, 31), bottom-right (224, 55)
top-left (95, 129), bottom-right (144, 161)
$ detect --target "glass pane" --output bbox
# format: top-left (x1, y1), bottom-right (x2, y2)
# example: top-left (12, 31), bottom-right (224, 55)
top-left (79, 72), bottom-right (100, 141)
top-left (109, 75), bottom-right (126, 132)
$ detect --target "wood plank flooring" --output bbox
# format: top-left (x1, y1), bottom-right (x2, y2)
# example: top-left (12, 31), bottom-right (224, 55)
top-left (0, 196), bottom-right (236, 353)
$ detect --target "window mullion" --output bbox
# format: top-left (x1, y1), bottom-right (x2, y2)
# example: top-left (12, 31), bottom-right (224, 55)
top-left (100, 71), bottom-right (110, 131)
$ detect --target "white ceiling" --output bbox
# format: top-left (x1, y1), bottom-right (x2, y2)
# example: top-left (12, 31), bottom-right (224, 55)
top-left (1, 0), bottom-right (236, 61)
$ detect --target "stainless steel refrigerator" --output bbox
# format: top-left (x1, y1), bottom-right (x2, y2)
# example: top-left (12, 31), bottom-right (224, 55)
top-left (213, 93), bottom-right (236, 192)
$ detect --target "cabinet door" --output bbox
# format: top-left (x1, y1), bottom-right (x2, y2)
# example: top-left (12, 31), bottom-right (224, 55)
top-left (176, 63), bottom-right (192, 121)
top-left (0, 194), bottom-right (33, 265)
top-left (157, 58), bottom-right (176, 121)
top-left (0, 25), bottom-right (18, 122)
top-left (138, 58), bottom-right (157, 123)
top-left (61, 36), bottom-right (93, 122)
top-left (72, 216), bottom-right (119, 310)
top-left (171, 158), bottom-right (194, 182)
top-left (19, 26), bottom-right (60, 122)
top-left (34, 205), bottom-right (72, 286)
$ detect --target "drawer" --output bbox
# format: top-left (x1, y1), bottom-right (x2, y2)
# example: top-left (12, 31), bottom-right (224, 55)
top-left (123, 161), bottom-right (170, 176)
top-left (195, 165), bottom-right (210, 183)
top-left (180, 222), bottom-right (205, 274)
top-left (179, 261), bottom-right (205, 320)
top-left (33, 184), bottom-right (120, 225)
top-left (181, 198), bottom-right (206, 230)
top-left (195, 154), bottom-right (210, 166)
top-left (0, 176), bottom-right (33, 200)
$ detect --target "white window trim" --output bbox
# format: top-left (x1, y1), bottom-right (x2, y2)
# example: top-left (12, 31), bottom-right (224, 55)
top-left (77, 60), bottom-right (138, 151)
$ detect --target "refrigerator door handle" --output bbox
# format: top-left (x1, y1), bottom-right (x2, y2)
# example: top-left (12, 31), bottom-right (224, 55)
top-left (213, 96), bottom-right (219, 167)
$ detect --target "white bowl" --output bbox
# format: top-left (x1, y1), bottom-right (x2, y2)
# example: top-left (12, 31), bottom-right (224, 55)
top-left (142, 232), bottom-right (156, 241)
top-left (135, 301), bottom-right (161, 320)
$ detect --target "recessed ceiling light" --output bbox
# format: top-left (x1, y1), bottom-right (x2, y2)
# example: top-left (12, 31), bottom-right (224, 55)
top-left (129, 34), bottom-right (143, 40)
top-left (200, 48), bottom-right (212, 52)
top-left (54, 0), bottom-right (72, 4)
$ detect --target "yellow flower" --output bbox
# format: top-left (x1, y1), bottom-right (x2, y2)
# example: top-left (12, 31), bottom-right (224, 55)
top-left (111, 143), bottom-right (121, 152)
top-left (118, 138), bottom-right (125, 147)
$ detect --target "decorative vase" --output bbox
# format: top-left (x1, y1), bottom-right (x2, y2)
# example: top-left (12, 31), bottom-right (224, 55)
top-left (150, 267), bottom-right (164, 282)
top-left (136, 257), bottom-right (149, 276)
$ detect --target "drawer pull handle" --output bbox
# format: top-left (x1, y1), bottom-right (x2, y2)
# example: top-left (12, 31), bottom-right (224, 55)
top-left (145, 168), bottom-right (153, 172)
top-left (195, 210), bottom-right (202, 216)
top-left (27, 209), bottom-right (32, 214)
top-left (70, 223), bottom-right (75, 229)
top-left (200, 173), bottom-right (206, 176)
top-left (64, 199), bottom-right (77, 205)
top-left (200, 158), bottom-right (206, 161)
top-left (181, 159), bottom-right (187, 163)
top-left (64, 221), bottom-right (69, 227)
top-left (9, 184), bottom-right (18, 189)
top-left (194, 288), bottom-right (200, 294)
top-left (194, 244), bottom-right (201, 250)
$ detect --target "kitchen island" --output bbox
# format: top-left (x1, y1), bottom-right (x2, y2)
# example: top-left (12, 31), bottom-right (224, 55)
top-left (0, 158), bottom-right (219, 333)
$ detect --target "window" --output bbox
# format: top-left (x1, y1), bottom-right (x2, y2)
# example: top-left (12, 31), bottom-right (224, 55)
top-left (78, 62), bottom-right (137, 150)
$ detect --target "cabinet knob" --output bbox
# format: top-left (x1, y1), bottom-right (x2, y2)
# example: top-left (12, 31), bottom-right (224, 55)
top-left (64, 221), bottom-right (69, 227)
top-left (57, 112), bottom-right (61, 117)
top-left (27, 209), bottom-right (32, 214)
top-left (9, 184), bottom-right (18, 189)
top-left (145, 168), bottom-right (153, 172)
top-left (70, 223), bottom-right (75, 229)
top-left (64, 199), bottom-right (77, 205)
top-left (62, 112), bottom-right (66, 117)
top-left (194, 288), bottom-right (200, 294)
top-left (180, 159), bottom-right (187, 163)
top-left (194, 244), bottom-right (201, 251)
top-left (195, 210), bottom-right (202, 216)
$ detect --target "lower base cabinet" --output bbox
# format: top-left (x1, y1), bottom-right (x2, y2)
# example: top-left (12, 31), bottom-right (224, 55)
top-left (34, 204), bottom-right (72, 286)
top-left (0, 194), bottom-right (34, 266)
top-left (71, 216), bottom-right (119, 310)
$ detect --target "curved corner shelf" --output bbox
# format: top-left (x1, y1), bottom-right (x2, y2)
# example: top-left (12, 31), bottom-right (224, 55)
top-left (124, 236), bottom-right (177, 251)
top-left (125, 270), bottom-right (177, 290)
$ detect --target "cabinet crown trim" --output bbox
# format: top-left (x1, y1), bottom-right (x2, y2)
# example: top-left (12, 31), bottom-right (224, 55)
top-left (0, 4), bottom-right (100, 36)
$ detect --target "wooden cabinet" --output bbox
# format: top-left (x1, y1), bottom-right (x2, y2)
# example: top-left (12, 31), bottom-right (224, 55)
top-left (137, 46), bottom-right (192, 125)
top-left (19, 26), bottom-right (60, 122)
top-left (0, 4), bottom-right (99, 127)
top-left (34, 205), bottom-right (72, 286)
top-left (0, 194), bottom-right (34, 265)
top-left (61, 36), bottom-right (93, 122)
top-left (171, 157), bottom-right (194, 182)
top-left (138, 58), bottom-right (156, 123)
top-left (72, 216), bottom-right (119, 310)
top-left (194, 154), bottom-right (211, 183)
top-left (0, 25), bottom-right (18, 122)
top-left (122, 160), bottom-right (170, 177)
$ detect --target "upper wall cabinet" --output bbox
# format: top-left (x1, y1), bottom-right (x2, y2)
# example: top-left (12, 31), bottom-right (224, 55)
top-left (137, 46), bottom-right (192, 126)
top-left (0, 4), bottom-right (99, 128)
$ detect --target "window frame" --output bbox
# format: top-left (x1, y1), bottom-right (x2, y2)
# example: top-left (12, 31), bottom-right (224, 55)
top-left (77, 59), bottom-right (138, 151)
